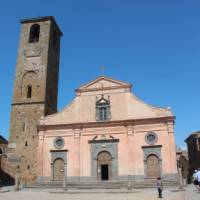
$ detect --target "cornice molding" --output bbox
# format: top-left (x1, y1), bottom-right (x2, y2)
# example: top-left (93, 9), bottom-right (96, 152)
top-left (38, 116), bottom-right (175, 131)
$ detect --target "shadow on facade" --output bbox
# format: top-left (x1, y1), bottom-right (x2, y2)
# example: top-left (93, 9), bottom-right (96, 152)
top-left (0, 169), bottom-right (14, 186)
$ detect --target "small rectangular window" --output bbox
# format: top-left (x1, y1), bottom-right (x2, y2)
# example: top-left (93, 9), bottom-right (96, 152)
top-left (96, 96), bottom-right (111, 121)
top-left (27, 85), bottom-right (32, 98)
top-left (99, 107), bottom-right (107, 121)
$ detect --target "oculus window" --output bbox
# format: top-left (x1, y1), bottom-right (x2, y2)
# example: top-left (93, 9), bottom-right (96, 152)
top-left (54, 137), bottom-right (65, 149)
top-left (145, 132), bottom-right (158, 145)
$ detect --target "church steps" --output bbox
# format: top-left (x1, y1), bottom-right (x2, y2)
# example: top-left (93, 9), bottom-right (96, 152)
top-left (26, 179), bottom-right (179, 190)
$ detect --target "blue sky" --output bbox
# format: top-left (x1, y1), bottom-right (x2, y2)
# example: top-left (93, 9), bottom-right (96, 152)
top-left (0, 0), bottom-right (199, 148)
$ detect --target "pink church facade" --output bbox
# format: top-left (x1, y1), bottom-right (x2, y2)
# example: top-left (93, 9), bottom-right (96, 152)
top-left (37, 76), bottom-right (177, 182)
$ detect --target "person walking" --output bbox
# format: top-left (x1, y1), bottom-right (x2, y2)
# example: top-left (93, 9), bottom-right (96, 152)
top-left (196, 168), bottom-right (200, 191)
top-left (156, 177), bottom-right (163, 198)
top-left (193, 170), bottom-right (199, 190)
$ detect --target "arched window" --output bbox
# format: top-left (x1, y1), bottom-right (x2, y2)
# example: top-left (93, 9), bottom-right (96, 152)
top-left (29, 24), bottom-right (40, 43)
top-left (27, 85), bottom-right (32, 98)
top-left (22, 71), bottom-right (37, 99)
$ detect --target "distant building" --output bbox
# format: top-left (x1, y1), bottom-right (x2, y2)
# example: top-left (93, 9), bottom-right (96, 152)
top-left (185, 131), bottom-right (200, 176)
top-left (0, 135), bottom-right (8, 179)
top-left (0, 135), bottom-right (8, 154)
top-left (176, 148), bottom-right (189, 182)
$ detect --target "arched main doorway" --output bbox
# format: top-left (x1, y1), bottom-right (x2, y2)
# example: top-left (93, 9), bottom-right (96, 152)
top-left (146, 154), bottom-right (160, 178)
top-left (53, 158), bottom-right (64, 180)
top-left (97, 151), bottom-right (112, 181)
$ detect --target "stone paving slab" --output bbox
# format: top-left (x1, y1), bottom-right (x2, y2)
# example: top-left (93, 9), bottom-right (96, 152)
top-left (0, 192), bottom-right (184, 200)
top-left (0, 184), bottom-right (199, 200)
top-left (184, 186), bottom-right (200, 200)
top-left (0, 188), bottom-right (184, 200)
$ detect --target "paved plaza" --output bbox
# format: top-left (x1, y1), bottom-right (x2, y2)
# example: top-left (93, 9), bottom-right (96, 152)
top-left (0, 185), bottom-right (199, 200)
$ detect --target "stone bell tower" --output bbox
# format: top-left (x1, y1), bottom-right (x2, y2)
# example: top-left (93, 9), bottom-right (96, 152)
top-left (7, 16), bottom-right (62, 181)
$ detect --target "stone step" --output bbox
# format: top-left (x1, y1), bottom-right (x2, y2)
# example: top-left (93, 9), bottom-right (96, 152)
top-left (26, 179), bottom-right (179, 189)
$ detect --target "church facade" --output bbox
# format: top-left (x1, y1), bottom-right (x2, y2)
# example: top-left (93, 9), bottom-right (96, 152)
top-left (37, 76), bottom-right (177, 182)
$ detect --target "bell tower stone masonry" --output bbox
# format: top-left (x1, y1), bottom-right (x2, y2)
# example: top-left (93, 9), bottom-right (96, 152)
top-left (7, 16), bottom-right (62, 181)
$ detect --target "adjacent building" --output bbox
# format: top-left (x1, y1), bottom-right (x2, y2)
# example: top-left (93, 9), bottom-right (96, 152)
top-left (0, 135), bottom-right (8, 155)
top-left (0, 135), bottom-right (8, 170)
top-left (0, 135), bottom-right (9, 184)
top-left (176, 148), bottom-right (189, 182)
top-left (185, 131), bottom-right (200, 176)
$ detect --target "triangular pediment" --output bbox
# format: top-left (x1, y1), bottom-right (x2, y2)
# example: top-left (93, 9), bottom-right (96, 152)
top-left (97, 98), bottom-right (108, 104)
top-left (76, 76), bottom-right (132, 93)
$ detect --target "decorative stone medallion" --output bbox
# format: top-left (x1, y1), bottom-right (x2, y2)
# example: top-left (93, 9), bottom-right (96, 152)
top-left (54, 137), bottom-right (64, 149)
top-left (145, 132), bottom-right (158, 145)
top-left (26, 56), bottom-right (41, 70)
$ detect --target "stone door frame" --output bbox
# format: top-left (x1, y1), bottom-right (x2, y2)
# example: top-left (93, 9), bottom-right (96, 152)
top-left (50, 150), bottom-right (68, 181)
top-left (142, 145), bottom-right (162, 178)
top-left (89, 139), bottom-right (119, 180)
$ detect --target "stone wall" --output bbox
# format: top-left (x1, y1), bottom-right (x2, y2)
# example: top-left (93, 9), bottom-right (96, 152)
top-left (5, 17), bottom-right (62, 182)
